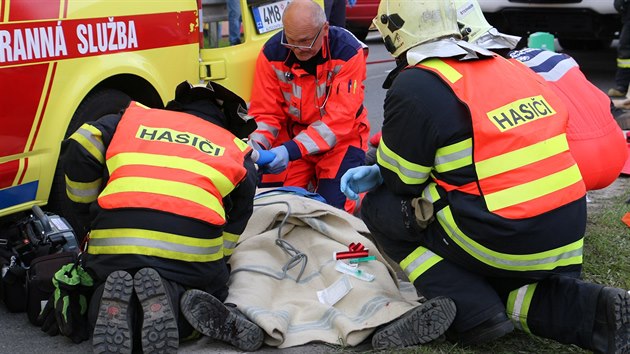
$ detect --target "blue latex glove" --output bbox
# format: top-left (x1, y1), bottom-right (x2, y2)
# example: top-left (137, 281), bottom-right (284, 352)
top-left (340, 165), bottom-right (383, 200)
top-left (266, 145), bottom-right (289, 174)
top-left (347, 0), bottom-right (356, 7)
top-left (254, 149), bottom-right (275, 166)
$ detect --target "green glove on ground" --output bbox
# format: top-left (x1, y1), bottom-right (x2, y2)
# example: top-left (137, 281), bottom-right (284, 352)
top-left (37, 263), bottom-right (93, 343)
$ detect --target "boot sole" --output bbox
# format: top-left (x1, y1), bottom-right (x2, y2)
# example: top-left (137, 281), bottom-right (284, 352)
top-left (181, 289), bottom-right (264, 351)
top-left (372, 296), bottom-right (457, 350)
top-left (92, 270), bottom-right (134, 354)
top-left (605, 288), bottom-right (630, 354)
top-left (134, 268), bottom-right (179, 354)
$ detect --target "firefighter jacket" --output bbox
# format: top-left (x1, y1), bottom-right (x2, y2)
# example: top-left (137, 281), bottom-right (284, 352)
top-left (248, 26), bottom-right (369, 161)
top-left (61, 102), bottom-right (257, 287)
top-left (377, 55), bottom-right (587, 274)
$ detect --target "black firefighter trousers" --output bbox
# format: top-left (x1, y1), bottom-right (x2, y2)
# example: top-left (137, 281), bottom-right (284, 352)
top-left (360, 185), bottom-right (605, 350)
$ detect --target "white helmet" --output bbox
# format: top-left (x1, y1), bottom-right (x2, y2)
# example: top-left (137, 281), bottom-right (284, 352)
top-left (454, 0), bottom-right (520, 49)
top-left (373, 0), bottom-right (460, 58)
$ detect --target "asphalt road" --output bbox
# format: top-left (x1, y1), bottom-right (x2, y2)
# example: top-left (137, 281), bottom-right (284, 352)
top-left (0, 31), bottom-right (621, 353)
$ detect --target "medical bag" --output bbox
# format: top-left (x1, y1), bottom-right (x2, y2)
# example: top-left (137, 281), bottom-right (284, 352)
top-left (0, 206), bottom-right (80, 316)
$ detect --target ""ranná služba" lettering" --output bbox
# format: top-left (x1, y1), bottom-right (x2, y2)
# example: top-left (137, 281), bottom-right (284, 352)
top-left (0, 18), bottom-right (138, 63)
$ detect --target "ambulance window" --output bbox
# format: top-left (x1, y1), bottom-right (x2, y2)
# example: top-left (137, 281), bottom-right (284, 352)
top-left (202, 0), bottom-right (244, 47)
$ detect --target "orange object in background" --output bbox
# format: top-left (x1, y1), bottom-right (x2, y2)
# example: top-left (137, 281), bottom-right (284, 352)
top-left (621, 132), bottom-right (630, 176)
top-left (568, 127), bottom-right (628, 189)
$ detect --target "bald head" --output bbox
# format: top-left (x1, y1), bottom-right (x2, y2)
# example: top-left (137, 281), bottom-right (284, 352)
top-left (281, 0), bottom-right (328, 61)
top-left (283, 0), bottom-right (326, 29)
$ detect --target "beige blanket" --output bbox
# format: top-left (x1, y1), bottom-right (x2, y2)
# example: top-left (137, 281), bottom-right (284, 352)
top-left (225, 191), bottom-right (420, 348)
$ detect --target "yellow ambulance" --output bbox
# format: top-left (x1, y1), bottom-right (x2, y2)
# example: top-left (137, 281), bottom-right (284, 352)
top-left (0, 0), bottom-right (296, 228)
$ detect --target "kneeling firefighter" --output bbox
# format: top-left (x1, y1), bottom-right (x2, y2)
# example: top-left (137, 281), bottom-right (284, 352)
top-left (341, 0), bottom-right (630, 353)
top-left (46, 81), bottom-right (265, 353)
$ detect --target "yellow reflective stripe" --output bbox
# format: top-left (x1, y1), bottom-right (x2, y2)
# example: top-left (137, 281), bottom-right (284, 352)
top-left (133, 101), bottom-right (151, 109)
top-left (69, 124), bottom-right (105, 163)
top-left (422, 182), bottom-right (440, 203)
top-left (108, 152), bottom-right (235, 196)
top-left (400, 246), bottom-right (443, 283)
top-left (222, 231), bottom-right (240, 256)
top-left (484, 164), bottom-right (582, 212)
top-left (233, 137), bottom-right (249, 152)
top-left (437, 206), bottom-right (583, 270)
top-left (434, 138), bottom-right (473, 173)
top-left (99, 177), bottom-right (225, 219)
top-left (377, 139), bottom-right (431, 185)
top-left (421, 58), bottom-right (463, 83)
top-left (617, 58), bottom-right (630, 68)
top-left (89, 228), bottom-right (223, 262)
top-left (88, 245), bottom-right (223, 262)
top-left (507, 283), bottom-right (537, 333)
top-left (476, 134), bottom-right (569, 179)
top-left (65, 175), bottom-right (101, 203)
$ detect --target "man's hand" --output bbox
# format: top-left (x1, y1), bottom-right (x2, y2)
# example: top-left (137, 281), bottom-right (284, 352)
top-left (266, 146), bottom-right (289, 174)
top-left (247, 139), bottom-right (263, 151)
top-left (340, 165), bottom-right (383, 200)
top-left (253, 149), bottom-right (275, 166)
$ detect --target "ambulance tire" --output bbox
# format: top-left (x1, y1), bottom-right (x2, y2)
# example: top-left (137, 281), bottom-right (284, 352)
top-left (47, 89), bottom-right (131, 242)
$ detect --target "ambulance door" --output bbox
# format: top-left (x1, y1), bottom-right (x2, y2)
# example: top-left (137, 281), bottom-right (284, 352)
top-left (198, 0), bottom-right (328, 102)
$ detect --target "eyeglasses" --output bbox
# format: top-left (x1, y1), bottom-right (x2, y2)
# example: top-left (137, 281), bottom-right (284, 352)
top-left (281, 24), bottom-right (325, 50)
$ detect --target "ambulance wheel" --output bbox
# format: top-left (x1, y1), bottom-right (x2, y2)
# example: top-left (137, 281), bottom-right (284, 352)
top-left (46, 89), bottom-right (131, 242)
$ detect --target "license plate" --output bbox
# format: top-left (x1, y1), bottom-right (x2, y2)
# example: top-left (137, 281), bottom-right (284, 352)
top-left (252, 0), bottom-right (290, 34)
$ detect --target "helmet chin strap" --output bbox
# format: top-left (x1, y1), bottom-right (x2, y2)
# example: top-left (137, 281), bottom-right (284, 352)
top-left (384, 35), bottom-right (397, 54)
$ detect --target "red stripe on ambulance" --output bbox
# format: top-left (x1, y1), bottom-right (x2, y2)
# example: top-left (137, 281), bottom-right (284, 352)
top-left (16, 157), bottom-right (28, 185)
top-left (0, 160), bottom-right (19, 189)
top-left (0, 63), bottom-right (49, 156)
top-left (0, 11), bottom-right (198, 67)
top-left (19, 62), bottom-right (57, 185)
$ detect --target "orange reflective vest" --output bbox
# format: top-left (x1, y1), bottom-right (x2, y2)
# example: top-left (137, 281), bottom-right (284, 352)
top-left (98, 102), bottom-right (252, 225)
top-left (417, 57), bottom-right (585, 219)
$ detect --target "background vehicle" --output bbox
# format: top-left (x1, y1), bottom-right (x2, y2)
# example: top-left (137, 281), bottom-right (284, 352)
top-left (345, 0), bottom-right (623, 50)
top-left (345, 0), bottom-right (379, 42)
top-left (0, 0), bottom-right (303, 232)
top-left (477, 0), bottom-right (621, 50)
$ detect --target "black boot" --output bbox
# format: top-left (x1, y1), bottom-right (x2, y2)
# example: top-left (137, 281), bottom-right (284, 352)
top-left (92, 271), bottom-right (135, 354)
top-left (446, 312), bottom-right (514, 346)
top-left (134, 268), bottom-right (179, 354)
top-left (371, 296), bottom-right (456, 350)
top-left (591, 287), bottom-right (630, 354)
top-left (180, 289), bottom-right (264, 351)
